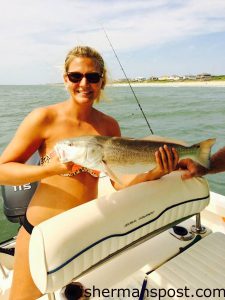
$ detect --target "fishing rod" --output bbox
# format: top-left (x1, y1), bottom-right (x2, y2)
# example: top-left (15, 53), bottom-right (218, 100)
top-left (102, 26), bottom-right (154, 135)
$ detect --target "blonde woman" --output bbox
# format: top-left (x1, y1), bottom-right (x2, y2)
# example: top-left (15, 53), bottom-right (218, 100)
top-left (0, 46), bottom-right (178, 299)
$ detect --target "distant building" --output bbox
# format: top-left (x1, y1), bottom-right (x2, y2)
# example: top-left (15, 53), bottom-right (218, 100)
top-left (158, 75), bottom-right (182, 81)
top-left (169, 75), bottom-right (182, 81)
top-left (133, 77), bottom-right (147, 82)
top-left (183, 75), bottom-right (197, 80)
top-left (196, 73), bottom-right (212, 80)
top-left (148, 76), bottom-right (158, 81)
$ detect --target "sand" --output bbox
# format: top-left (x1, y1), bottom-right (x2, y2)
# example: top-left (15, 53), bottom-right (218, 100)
top-left (110, 81), bottom-right (225, 88)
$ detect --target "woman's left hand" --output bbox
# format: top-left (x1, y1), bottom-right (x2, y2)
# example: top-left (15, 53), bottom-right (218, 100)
top-left (147, 145), bottom-right (179, 180)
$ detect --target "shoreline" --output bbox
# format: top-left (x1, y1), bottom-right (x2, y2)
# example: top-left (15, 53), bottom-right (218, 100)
top-left (109, 80), bottom-right (225, 87)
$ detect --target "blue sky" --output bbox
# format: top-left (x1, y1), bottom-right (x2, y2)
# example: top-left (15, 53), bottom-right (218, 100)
top-left (0, 0), bottom-right (225, 84)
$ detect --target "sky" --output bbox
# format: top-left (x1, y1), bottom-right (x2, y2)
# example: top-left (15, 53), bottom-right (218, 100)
top-left (0, 0), bottom-right (225, 84)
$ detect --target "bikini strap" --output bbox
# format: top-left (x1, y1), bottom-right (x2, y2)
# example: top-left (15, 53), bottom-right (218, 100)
top-left (40, 150), bottom-right (56, 165)
top-left (23, 214), bottom-right (34, 235)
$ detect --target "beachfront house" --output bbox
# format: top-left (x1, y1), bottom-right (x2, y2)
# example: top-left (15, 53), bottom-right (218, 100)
top-left (196, 73), bottom-right (212, 80)
top-left (158, 75), bottom-right (182, 81)
top-left (133, 77), bottom-right (147, 82)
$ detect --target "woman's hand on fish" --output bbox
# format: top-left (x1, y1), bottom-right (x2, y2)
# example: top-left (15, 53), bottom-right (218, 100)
top-left (112, 145), bottom-right (179, 189)
top-left (48, 154), bottom-right (75, 175)
top-left (148, 145), bottom-right (179, 180)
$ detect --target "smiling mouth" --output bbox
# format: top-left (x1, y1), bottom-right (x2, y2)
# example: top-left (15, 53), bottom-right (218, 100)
top-left (77, 90), bottom-right (92, 95)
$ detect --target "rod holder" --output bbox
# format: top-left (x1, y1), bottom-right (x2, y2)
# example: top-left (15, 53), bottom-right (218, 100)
top-left (191, 213), bottom-right (207, 234)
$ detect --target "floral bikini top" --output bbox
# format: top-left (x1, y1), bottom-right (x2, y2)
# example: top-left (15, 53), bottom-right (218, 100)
top-left (40, 151), bottom-right (100, 178)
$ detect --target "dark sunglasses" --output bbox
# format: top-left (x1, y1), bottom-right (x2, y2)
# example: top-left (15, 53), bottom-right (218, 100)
top-left (67, 72), bottom-right (103, 83)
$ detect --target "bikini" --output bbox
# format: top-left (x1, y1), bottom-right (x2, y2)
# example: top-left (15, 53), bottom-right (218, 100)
top-left (23, 151), bottom-right (100, 234)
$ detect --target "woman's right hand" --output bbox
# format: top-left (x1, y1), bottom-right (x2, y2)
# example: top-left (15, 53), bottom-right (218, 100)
top-left (47, 153), bottom-right (75, 175)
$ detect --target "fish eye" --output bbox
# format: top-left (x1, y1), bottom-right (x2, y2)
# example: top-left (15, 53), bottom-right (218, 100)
top-left (65, 141), bottom-right (71, 146)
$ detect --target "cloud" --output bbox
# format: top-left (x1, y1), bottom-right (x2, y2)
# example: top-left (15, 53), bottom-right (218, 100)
top-left (0, 0), bottom-right (225, 83)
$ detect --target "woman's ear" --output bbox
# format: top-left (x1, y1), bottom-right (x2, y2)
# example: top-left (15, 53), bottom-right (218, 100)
top-left (63, 73), bottom-right (68, 83)
top-left (63, 74), bottom-right (69, 89)
top-left (101, 79), bottom-right (106, 89)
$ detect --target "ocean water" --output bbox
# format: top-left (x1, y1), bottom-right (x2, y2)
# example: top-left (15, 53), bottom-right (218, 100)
top-left (0, 84), bottom-right (224, 242)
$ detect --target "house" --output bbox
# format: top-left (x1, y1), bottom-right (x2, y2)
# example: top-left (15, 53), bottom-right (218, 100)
top-left (183, 75), bottom-right (197, 80)
top-left (196, 73), bottom-right (212, 80)
top-left (133, 77), bottom-right (147, 82)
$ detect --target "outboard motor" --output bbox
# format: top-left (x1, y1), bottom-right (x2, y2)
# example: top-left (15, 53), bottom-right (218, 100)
top-left (1, 152), bottom-right (40, 225)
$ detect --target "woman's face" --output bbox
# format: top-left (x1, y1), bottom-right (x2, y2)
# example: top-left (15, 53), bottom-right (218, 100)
top-left (64, 57), bottom-right (103, 105)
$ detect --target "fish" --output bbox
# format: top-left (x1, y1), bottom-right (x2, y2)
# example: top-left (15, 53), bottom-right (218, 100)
top-left (54, 135), bottom-right (216, 181)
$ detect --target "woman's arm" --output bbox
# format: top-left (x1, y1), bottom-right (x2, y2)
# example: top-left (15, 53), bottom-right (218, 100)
top-left (0, 108), bottom-right (70, 185)
top-left (0, 162), bottom-right (68, 185)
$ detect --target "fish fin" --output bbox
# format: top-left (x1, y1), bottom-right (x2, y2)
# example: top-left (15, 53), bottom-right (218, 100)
top-left (195, 138), bottom-right (216, 168)
top-left (142, 135), bottom-right (189, 146)
top-left (102, 161), bottom-right (123, 185)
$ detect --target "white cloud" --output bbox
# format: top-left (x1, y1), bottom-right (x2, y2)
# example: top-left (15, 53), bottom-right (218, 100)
top-left (0, 0), bottom-right (225, 83)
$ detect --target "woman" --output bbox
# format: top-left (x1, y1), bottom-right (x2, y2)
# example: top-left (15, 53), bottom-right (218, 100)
top-left (0, 46), bottom-right (178, 299)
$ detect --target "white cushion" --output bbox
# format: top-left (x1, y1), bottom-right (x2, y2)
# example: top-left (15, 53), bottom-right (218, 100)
top-left (147, 232), bottom-right (225, 293)
top-left (29, 172), bottom-right (209, 293)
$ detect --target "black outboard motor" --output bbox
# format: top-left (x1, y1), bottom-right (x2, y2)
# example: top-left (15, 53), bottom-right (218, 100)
top-left (1, 152), bottom-right (40, 225)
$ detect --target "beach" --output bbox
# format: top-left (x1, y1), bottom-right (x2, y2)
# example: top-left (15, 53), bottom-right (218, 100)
top-left (111, 80), bottom-right (225, 88)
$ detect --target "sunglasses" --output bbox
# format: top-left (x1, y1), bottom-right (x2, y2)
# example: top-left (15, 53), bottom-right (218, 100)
top-left (67, 72), bottom-right (103, 83)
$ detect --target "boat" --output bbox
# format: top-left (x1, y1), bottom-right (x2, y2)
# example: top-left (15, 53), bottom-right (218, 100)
top-left (1, 165), bottom-right (225, 300)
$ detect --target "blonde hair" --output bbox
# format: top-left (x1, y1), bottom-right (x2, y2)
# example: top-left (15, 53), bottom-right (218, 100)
top-left (64, 46), bottom-right (107, 91)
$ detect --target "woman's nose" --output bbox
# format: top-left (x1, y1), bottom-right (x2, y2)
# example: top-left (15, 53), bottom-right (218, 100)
top-left (79, 76), bottom-right (89, 86)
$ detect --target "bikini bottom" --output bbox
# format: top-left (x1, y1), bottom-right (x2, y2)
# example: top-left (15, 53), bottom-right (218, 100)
top-left (23, 214), bottom-right (34, 235)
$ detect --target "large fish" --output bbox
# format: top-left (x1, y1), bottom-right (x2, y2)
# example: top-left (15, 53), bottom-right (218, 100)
top-left (54, 135), bottom-right (216, 180)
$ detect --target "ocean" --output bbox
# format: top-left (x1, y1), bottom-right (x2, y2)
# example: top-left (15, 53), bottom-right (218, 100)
top-left (0, 84), bottom-right (224, 242)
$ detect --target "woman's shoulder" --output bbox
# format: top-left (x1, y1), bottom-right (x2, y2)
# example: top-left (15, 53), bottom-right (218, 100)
top-left (94, 109), bottom-right (121, 136)
top-left (27, 103), bottom-right (63, 124)
top-left (94, 109), bottom-right (117, 124)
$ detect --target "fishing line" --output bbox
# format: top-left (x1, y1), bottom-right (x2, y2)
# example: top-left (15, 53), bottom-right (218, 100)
top-left (101, 26), bottom-right (154, 135)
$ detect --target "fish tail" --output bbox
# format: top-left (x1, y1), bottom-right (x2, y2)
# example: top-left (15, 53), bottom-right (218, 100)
top-left (195, 138), bottom-right (216, 168)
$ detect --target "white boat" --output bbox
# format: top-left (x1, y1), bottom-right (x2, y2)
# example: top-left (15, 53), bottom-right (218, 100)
top-left (0, 171), bottom-right (225, 300)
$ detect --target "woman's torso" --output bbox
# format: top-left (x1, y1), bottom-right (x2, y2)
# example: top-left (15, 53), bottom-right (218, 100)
top-left (27, 102), bottom-right (116, 225)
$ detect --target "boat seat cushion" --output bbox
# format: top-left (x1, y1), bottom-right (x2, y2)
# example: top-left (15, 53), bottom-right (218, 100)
top-left (147, 232), bottom-right (225, 296)
top-left (29, 172), bottom-right (209, 293)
